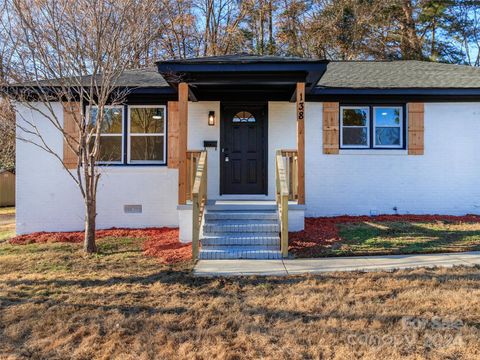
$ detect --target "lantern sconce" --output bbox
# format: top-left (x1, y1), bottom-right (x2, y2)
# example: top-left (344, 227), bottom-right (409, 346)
top-left (208, 111), bottom-right (215, 126)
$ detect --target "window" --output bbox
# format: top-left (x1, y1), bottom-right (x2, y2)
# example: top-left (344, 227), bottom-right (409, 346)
top-left (374, 107), bottom-right (403, 148)
top-left (232, 111), bottom-right (256, 123)
top-left (340, 107), bottom-right (369, 148)
top-left (128, 106), bottom-right (166, 164)
top-left (88, 106), bottom-right (123, 163)
top-left (340, 105), bottom-right (405, 149)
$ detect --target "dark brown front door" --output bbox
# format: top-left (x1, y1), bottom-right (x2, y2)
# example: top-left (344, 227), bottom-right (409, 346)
top-left (221, 104), bottom-right (267, 195)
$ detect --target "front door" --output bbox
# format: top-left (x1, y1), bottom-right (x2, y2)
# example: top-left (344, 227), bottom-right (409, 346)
top-left (221, 104), bottom-right (267, 195)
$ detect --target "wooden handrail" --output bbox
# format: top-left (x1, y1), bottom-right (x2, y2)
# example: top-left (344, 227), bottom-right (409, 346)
top-left (276, 150), bottom-right (289, 257)
top-left (280, 150), bottom-right (299, 201)
top-left (186, 150), bottom-right (202, 201)
top-left (192, 151), bottom-right (208, 260)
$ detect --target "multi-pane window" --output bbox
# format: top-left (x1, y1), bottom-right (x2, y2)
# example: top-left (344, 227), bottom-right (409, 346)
top-left (232, 111), bottom-right (256, 123)
top-left (128, 106), bottom-right (166, 164)
top-left (340, 107), bottom-right (370, 148)
top-left (88, 106), bottom-right (124, 163)
top-left (373, 107), bottom-right (403, 148)
top-left (87, 105), bottom-right (166, 165)
top-left (340, 105), bottom-right (404, 149)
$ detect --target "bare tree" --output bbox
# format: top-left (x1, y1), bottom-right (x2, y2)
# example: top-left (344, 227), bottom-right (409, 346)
top-left (0, 98), bottom-right (15, 172)
top-left (1, 0), bottom-right (159, 253)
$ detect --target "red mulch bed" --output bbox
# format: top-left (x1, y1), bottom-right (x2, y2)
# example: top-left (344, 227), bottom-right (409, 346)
top-left (289, 214), bottom-right (480, 257)
top-left (9, 227), bottom-right (191, 264)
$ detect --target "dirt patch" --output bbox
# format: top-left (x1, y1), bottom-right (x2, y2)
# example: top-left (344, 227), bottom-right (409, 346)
top-left (289, 214), bottom-right (480, 257)
top-left (9, 227), bottom-right (190, 264)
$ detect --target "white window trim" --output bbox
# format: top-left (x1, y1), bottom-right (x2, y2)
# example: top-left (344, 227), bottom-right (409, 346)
top-left (127, 105), bottom-right (167, 164)
top-left (373, 106), bottom-right (403, 148)
top-left (87, 105), bottom-right (124, 165)
top-left (340, 106), bottom-right (370, 148)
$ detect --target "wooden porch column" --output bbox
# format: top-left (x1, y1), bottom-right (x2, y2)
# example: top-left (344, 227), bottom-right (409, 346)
top-left (296, 82), bottom-right (305, 205)
top-left (178, 82), bottom-right (189, 205)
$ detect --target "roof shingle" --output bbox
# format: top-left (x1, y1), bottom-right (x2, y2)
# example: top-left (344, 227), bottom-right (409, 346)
top-left (318, 60), bottom-right (480, 89)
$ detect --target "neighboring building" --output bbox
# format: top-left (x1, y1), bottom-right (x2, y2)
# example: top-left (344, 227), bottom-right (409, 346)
top-left (15, 55), bottom-right (480, 259)
top-left (0, 170), bottom-right (15, 207)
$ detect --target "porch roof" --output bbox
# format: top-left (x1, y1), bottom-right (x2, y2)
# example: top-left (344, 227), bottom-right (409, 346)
top-left (156, 54), bottom-right (328, 101)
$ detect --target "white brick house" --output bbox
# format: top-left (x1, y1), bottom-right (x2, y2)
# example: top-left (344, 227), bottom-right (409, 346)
top-left (15, 55), bottom-right (480, 259)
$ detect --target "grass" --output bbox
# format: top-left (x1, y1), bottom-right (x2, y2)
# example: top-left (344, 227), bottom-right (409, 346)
top-left (0, 207), bottom-right (15, 242)
top-left (0, 206), bottom-right (15, 216)
top-left (334, 221), bottom-right (480, 256)
top-left (1, 233), bottom-right (480, 358)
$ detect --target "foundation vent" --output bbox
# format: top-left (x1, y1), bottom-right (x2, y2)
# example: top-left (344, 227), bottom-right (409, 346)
top-left (124, 205), bottom-right (142, 214)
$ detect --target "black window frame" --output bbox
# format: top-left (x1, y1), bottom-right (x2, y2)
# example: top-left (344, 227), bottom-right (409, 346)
top-left (84, 102), bottom-right (169, 167)
top-left (339, 103), bottom-right (407, 150)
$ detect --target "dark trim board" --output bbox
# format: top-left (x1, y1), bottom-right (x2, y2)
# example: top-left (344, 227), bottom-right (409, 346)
top-left (309, 88), bottom-right (480, 102)
top-left (134, 91), bottom-right (480, 104)
top-left (8, 86), bottom-right (480, 103)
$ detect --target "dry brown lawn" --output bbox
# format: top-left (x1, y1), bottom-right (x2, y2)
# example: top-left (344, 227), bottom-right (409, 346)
top-left (0, 207), bottom-right (15, 242)
top-left (0, 226), bottom-right (480, 359)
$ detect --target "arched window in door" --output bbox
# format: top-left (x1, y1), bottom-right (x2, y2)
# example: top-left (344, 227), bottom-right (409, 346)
top-left (232, 111), bottom-right (256, 123)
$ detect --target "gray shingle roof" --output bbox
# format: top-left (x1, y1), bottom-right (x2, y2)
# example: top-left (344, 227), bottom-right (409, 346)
top-left (16, 66), bottom-right (169, 88)
top-left (108, 67), bottom-right (169, 87)
top-left (318, 60), bottom-right (480, 89)
top-left (11, 59), bottom-right (480, 90)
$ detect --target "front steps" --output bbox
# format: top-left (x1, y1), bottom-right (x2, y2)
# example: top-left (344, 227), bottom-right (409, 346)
top-left (199, 206), bottom-right (282, 260)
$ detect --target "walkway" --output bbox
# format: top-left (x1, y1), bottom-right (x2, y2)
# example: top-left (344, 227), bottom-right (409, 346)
top-left (194, 251), bottom-right (480, 276)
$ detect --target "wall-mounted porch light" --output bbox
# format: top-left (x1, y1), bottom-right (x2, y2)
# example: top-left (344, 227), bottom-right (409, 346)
top-left (208, 111), bottom-right (215, 126)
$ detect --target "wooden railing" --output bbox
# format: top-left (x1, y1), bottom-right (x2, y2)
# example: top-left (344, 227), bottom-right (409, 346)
top-left (186, 150), bottom-right (202, 201)
top-left (192, 151), bottom-right (208, 260)
top-left (276, 150), bottom-right (289, 257)
top-left (280, 150), bottom-right (299, 201)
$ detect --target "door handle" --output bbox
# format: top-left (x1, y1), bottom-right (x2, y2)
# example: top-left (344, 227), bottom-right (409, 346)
top-left (225, 156), bottom-right (229, 162)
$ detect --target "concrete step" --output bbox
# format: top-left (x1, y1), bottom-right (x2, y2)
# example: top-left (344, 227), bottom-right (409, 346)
top-left (203, 222), bottom-right (279, 234)
top-left (206, 203), bottom-right (277, 212)
top-left (200, 203), bottom-right (281, 259)
top-left (199, 248), bottom-right (283, 260)
top-left (205, 211), bottom-right (278, 221)
top-left (202, 234), bottom-right (280, 246)
top-left (204, 219), bottom-right (278, 226)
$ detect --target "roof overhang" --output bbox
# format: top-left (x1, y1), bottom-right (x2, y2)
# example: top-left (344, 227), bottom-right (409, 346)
top-left (156, 59), bottom-right (328, 101)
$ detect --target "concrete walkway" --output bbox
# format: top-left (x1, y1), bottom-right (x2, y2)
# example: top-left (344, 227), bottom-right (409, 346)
top-left (194, 251), bottom-right (480, 276)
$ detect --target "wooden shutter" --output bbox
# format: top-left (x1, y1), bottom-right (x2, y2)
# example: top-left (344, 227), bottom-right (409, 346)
top-left (63, 102), bottom-right (80, 169)
top-left (167, 101), bottom-right (180, 168)
top-left (408, 103), bottom-right (424, 155)
top-left (323, 102), bottom-right (339, 154)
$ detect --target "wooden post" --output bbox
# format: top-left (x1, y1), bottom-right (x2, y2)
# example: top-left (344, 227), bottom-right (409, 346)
top-left (192, 151), bottom-right (207, 260)
top-left (178, 83), bottom-right (188, 205)
top-left (280, 192), bottom-right (289, 257)
top-left (276, 151), bottom-right (290, 258)
top-left (296, 82), bottom-right (305, 205)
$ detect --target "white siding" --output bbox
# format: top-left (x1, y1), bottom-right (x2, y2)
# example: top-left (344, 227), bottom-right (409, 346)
top-left (268, 102), bottom-right (297, 199)
top-left (188, 101), bottom-right (220, 198)
top-left (304, 102), bottom-right (480, 216)
top-left (16, 102), bottom-right (178, 234)
top-left (16, 100), bottom-right (480, 235)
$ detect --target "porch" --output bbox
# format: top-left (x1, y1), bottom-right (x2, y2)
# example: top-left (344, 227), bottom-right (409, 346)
top-left (175, 93), bottom-right (306, 260)
top-left (156, 56), bottom-right (327, 259)
top-left (179, 147), bottom-right (306, 260)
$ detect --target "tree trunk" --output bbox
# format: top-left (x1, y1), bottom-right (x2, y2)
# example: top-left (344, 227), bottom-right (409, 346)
top-left (268, 0), bottom-right (274, 55)
top-left (84, 201), bottom-right (97, 253)
top-left (400, 0), bottom-right (423, 60)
